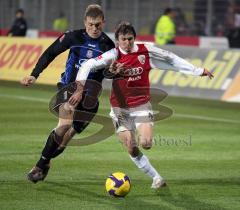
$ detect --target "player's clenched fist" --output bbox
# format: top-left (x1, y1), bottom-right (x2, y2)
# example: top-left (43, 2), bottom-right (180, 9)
top-left (109, 61), bottom-right (125, 75)
top-left (21, 76), bottom-right (36, 86)
top-left (68, 81), bottom-right (84, 106)
top-left (68, 91), bottom-right (82, 106)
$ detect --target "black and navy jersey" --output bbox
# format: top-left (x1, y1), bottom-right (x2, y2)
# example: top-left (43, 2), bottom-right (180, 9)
top-left (31, 29), bottom-right (115, 86)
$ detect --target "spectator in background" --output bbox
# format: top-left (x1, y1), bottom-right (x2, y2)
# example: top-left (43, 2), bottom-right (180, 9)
top-left (174, 7), bottom-right (189, 35)
top-left (53, 12), bottom-right (69, 32)
top-left (223, 1), bottom-right (240, 47)
top-left (8, 8), bottom-right (27, 37)
top-left (155, 8), bottom-right (176, 45)
top-left (225, 4), bottom-right (236, 31)
top-left (212, 0), bottom-right (230, 36)
top-left (193, 0), bottom-right (207, 35)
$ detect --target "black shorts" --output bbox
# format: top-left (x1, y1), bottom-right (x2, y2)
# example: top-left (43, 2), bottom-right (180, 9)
top-left (72, 99), bottom-right (99, 133)
top-left (53, 82), bottom-right (99, 133)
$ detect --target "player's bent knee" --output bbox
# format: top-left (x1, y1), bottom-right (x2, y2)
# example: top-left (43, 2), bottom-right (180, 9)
top-left (142, 144), bottom-right (152, 150)
top-left (140, 139), bottom-right (152, 150)
top-left (55, 124), bottom-right (71, 136)
top-left (69, 127), bottom-right (77, 137)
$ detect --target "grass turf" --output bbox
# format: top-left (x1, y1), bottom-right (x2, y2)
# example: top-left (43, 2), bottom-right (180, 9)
top-left (0, 81), bottom-right (239, 210)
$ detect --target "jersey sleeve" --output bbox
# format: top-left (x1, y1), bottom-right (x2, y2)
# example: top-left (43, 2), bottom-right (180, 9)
top-left (145, 44), bottom-right (204, 76)
top-left (30, 31), bottom-right (74, 78)
top-left (76, 48), bottom-right (118, 84)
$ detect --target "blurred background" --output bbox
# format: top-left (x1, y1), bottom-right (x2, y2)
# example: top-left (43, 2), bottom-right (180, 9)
top-left (1, 0), bottom-right (240, 36)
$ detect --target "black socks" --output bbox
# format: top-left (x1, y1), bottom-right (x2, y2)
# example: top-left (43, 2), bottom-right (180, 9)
top-left (36, 130), bottom-right (61, 169)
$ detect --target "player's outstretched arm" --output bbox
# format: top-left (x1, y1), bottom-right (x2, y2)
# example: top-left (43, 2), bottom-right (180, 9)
top-left (20, 76), bottom-right (37, 86)
top-left (146, 44), bottom-right (213, 77)
top-left (76, 48), bottom-right (118, 84)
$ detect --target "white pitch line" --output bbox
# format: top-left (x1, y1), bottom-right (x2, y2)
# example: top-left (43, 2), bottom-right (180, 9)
top-left (174, 113), bottom-right (240, 124)
top-left (0, 93), bottom-right (49, 103)
top-left (1, 93), bottom-right (240, 124)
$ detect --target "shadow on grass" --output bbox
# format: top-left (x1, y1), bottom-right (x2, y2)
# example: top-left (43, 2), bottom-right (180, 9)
top-left (0, 80), bottom-right (56, 92)
top-left (4, 176), bottom-right (235, 209)
top-left (156, 186), bottom-right (227, 210)
top-left (172, 177), bottom-right (240, 186)
top-left (38, 181), bottom-right (171, 210)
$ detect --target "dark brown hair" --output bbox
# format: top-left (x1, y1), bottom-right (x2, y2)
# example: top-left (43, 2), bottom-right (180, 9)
top-left (115, 21), bottom-right (136, 40)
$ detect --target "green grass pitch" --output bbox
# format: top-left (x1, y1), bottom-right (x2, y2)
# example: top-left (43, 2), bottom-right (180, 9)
top-left (0, 81), bottom-right (239, 210)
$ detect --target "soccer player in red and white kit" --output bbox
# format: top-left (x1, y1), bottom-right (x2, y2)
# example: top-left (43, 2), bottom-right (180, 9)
top-left (69, 22), bottom-right (213, 189)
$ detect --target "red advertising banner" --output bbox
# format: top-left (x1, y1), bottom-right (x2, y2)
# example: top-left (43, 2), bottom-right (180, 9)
top-left (0, 37), bottom-right (68, 85)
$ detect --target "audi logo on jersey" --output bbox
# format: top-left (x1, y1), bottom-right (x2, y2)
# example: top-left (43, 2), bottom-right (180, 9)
top-left (123, 67), bottom-right (144, 77)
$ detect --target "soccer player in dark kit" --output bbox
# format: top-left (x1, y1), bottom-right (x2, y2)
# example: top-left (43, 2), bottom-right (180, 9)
top-left (21, 4), bottom-right (115, 183)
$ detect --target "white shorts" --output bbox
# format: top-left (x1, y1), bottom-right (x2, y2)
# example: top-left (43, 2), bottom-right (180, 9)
top-left (109, 102), bottom-right (154, 133)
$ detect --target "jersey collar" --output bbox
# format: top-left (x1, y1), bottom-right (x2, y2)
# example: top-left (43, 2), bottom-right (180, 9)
top-left (84, 30), bottom-right (102, 40)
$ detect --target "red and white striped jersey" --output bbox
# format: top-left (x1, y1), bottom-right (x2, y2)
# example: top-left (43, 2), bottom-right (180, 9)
top-left (76, 43), bottom-right (204, 108)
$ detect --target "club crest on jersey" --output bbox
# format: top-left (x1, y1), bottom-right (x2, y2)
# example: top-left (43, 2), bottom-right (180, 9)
top-left (86, 50), bottom-right (93, 58)
top-left (138, 55), bottom-right (146, 65)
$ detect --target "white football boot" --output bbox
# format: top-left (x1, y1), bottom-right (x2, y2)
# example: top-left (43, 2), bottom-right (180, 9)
top-left (151, 176), bottom-right (167, 189)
